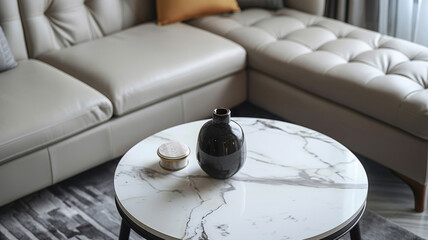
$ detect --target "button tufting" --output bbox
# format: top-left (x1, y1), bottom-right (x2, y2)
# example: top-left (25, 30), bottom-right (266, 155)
top-left (189, 8), bottom-right (428, 139)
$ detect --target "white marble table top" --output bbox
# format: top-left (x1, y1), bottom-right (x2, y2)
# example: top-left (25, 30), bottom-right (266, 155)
top-left (114, 118), bottom-right (368, 240)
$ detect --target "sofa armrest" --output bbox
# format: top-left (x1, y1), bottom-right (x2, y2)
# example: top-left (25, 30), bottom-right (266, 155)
top-left (283, 0), bottom-right (326, 15)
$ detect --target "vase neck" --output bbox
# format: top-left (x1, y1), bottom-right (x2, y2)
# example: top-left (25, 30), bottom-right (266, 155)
top-left (212, 108), bottom-right (231, 124)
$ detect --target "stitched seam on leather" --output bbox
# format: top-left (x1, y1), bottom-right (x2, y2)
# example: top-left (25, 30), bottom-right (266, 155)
top-left (387, 62), bottom-right (426, 87)
top-left (376, 45), bottom-right (413, 60)
top-left (0, 106), bottom-right (111, 163)
top-left (47, 147), bottom-right (54, 184)
top-left (351, 58), bottom-right (388, 73)
top-left (357, 75), bottom-right (419, 127)
top-left (397, 107), bottom-right (428, 123)
top-left (286, 51), bottom-right (313, 64)
top-left (285, 38), bottom-right (313, 51)
top-left (284, 29), bottom-right (338, 51)
top-left (413, 49), bottom-right (428, 60)
top-left (0, 18), bottom-right (21, 23)
top-left (399, 89), bottom-right (426, 112)
top-left (0, 105), bottom-right (110, 147)
top-left (248, 17), bottom-right (273, 27)
top-left (322, 62), bottom-right (348, 75)
top-left (395, 105), bottom-right (428, 139)
top-left (180, 95), bottom-right (185, 123)
top-left (277, 27), bottom-right (312, 41)
top-left (341, 29), bottom-right (361, 40)
top-left (316, 72), bottom-right (397, 118)
top-left (106, 120), bottom-right (115, 158)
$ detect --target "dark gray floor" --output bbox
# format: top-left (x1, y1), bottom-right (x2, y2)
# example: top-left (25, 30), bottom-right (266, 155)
top-left (0, 102), bottom-right (425, 240)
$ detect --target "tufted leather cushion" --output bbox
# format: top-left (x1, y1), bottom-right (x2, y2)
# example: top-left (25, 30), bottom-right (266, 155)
top-left (38, 23), bottom-right (246, 116)
top-left (19, 0), bottom-right (156, 58)
top-left (0, 60), bottom-right (113, 163)
top-left (190, 8), bottom-right (428, 139)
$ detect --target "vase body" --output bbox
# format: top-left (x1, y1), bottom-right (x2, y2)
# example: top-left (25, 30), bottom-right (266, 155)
top-left (197, 108), bottom-right (246, 179)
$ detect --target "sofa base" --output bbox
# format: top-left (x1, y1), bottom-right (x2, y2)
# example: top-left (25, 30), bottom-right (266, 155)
top-left (0, 71), bottom-right (247, 207)
top-left (248, 69), bottom-right (428, 211)
top-left (0, 149), bottom-right (52, 206)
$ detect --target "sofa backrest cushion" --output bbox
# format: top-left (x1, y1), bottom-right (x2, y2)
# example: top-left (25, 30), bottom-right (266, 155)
top-left (0, 0), bottom-right (28, 61)
top-left (19, 0), bottom-right (156, 58)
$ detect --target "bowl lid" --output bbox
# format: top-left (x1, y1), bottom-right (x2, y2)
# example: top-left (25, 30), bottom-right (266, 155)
top-left (157, 141), bottom-right (190, 160)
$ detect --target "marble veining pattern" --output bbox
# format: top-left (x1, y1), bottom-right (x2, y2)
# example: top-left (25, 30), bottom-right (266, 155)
top-left (114, 118), bottom-right (368, 240)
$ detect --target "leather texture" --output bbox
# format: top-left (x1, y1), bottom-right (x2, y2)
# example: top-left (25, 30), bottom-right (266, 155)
top-left (249, 69), bottom-right (428, 184)
top-left (182, 71), bottom-right (247, 122)
top-left (49, 123), bottom-right (113, 183)
top-left (0, 60), bottom-right (113, 163)
top-left (0, 149), bottom-right (52, 206)
top-left (190, 8), bottom-right (428, 139)
top-left (0, 0), bottom-right (27, 60)
top-left (0, 71), bottom-right (246, 206)
top-left (39, 22), bottom-right (246, 116)
top-left (283, 0), bottom-right (325, 15)
top-left (19, 0), bottom-right (156, 58)
top-left (110, 97), bottom-right (184, 159)
top-left (109, 72), bottom-right (246, 158)
top-left (47, 72), bottom-right (247, 183)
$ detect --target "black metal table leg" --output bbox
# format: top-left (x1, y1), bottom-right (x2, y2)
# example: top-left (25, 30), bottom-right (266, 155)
top-left (119, 219), bottom-right (131, 240)
top-left (350, 223), bottom-right (361, 240)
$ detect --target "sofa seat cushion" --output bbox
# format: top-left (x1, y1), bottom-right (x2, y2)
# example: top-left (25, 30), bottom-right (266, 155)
top-left (38, 22), bottom-right (246, 116)
top-left (0, 60), bottom-right (113, 163)
top-left (190, 9), bottom-right (428, 139)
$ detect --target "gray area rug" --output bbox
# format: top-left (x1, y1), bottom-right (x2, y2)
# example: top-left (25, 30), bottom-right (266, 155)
top-left (0, 158), bottom-right (423, 240)
top-left (0, 103), bottom-right (425, 240)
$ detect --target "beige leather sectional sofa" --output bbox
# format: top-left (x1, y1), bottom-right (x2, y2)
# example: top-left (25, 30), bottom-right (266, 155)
top-left (1, 0), bottom-right (428, 212)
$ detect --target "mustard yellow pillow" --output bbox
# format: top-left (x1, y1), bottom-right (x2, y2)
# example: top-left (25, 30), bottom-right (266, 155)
top-left (157, 0), bottom-right (241, 25)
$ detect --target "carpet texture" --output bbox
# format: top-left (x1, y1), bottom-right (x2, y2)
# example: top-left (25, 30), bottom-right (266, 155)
top-left (0, 103), bottom-right (425, 240)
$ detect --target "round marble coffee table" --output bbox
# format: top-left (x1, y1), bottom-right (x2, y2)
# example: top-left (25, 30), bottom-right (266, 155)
top-left (114, 118), bottom-right (368, 240)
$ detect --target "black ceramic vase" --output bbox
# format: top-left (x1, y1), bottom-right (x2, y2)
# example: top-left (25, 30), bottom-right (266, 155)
top-left (197, 108), bottom-right (246, 179)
